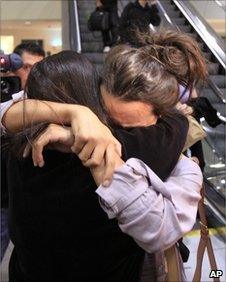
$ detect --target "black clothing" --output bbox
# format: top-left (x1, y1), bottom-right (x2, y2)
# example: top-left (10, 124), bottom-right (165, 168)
top-left (189, 97), bottom-right (222, 128)
top-left (190, 141), bottom-right (205, 172)
top-left (114, 112), bottom-right (187, 181)
top-left (101, 5), bottom-right (119, 46)
top-left (119, 1), bottom-right (161, 44)
top-left (8, 112), bottom-right (188, 282)
top-left (101, 0), bottom-right (117, 8)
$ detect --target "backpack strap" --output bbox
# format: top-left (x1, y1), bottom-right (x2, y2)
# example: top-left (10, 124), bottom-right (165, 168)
top-left (192, 184), bottom-right (219, 282)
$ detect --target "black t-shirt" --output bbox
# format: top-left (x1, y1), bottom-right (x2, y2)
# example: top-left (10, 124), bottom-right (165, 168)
top-left (8, 112), bottom-right (188, 282)
top-left (101, 0), bottom-right (117, 8)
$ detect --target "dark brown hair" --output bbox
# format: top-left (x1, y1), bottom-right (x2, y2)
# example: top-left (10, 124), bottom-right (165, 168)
top-left (102, 29), bottom-right (207, 115)
top-left (12, 51), bottom-right (104, 156)
top-left (26, 50), bottom-right (103, 118)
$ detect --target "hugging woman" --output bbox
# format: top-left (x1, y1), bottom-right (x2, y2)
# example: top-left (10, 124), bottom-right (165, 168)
top-left (2, 30), bottom-right (206, 281)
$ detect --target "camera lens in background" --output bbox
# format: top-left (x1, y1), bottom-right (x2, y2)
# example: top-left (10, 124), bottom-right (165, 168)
top-left (0, 53), bottom-right (23, 73)
top-left (1, 77), bottom-right (21, 102)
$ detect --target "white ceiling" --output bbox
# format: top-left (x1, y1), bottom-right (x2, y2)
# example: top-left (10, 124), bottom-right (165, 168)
top-left (1, 0), bottom-right (61, 21)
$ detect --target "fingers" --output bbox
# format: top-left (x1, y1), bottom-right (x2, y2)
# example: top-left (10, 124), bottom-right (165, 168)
top-left (32, 132), bottom-right (51, 167)
top-left (83, 145), bottom-right (105, 167)
top-left (115, 141), bottom-right (122, 157)
top-left (81, 141), bottom-right (121, 168)
top-left (78, 142), bottom-right (95, 164)
top-left (23, 143), bottom-right (31, 158)
top-left (102, 144), bottom-right (124, 187)
top-left (71, 135), bottom-right (87, 155)
top-left (102, 145), bottom-right (116, 186)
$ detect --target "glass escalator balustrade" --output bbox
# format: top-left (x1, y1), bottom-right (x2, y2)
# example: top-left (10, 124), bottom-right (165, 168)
top-left (201, 119), bottom-right (226, 198)
top-left (158, 0), bottom-right (226, 221)
top-left (189, 0), bottom-right (226, 41)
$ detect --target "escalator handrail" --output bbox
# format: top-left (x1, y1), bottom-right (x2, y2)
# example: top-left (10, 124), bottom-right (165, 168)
top-left (157, 1), bottom-right (176, 27)
top-left (173, 0), bottom-right (226, 70)
top-left (214, 0), bottom-right (226, 12)
top-left (157, 1), bottom-right (226, 104)
top-left (70, 0), bottom-right (81, 53)
top-left (158, 1), bottom-right (226, 226)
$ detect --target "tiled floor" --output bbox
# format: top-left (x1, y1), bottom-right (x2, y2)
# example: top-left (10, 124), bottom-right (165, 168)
top-left (1, 233), bottom-right (226, 282)
top-left (183, 231), bottom-right (226, 282)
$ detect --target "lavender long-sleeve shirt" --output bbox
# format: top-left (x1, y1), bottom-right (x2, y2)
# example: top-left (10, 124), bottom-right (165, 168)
top-left (96, 156), bottom-right (202, 253)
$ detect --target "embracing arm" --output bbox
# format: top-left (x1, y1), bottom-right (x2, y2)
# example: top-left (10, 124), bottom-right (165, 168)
top-left (2, 99), bottom-right (80, 133)
top-left (96, 157), bottom-right (202, 253)
top-left (2, 100), bottom-right (188, 181)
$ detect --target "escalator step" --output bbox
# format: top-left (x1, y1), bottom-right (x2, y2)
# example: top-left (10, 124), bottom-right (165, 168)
top-left (205, 124), bottom-right (225, 158)
top-left (165, 10), bottom-right (181, 17)
top-left (80, 24), bottom-right (92, 33)
top-left (206, 123), bottom-right (225, 137)
top-left (197, 42), bottom-right (205, 50)
top-left (207, 63), bottom-right (220, 75)
top-left (177, 25), bottom-right (191, 33)
top-left (202, 52), bottom-right (212, 60)
top-left (211, 103), bottom-right (226, 115)
top-left (160, 2), bottom-right (176, 10)
top-left (171, 17), bottom-right (187, 25)
top-left (199, 88), bottom-right (225, 103)
top-left (81, 33), bottom-right (102, 43)
top-left (161, 4), bottom-right (177, 12)
top-left (77, 0), bottom-right (95, 9)
top-left (82, 42), bottom-right (103, 52)
top-left (84, 52), bottom-right (104, 64)
top-left (185, 32), bottom-right (199, 39)
top-left (209, 75), bottom-right (225, 88)
top-left (78, 10), bottom-right (93, 18)
top-left (79, 16), bottom-right (89, 25)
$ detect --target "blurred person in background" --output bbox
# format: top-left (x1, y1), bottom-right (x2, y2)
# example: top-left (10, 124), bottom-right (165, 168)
top-left (13, 43), bottom-right (45, 89)
top-left (96, 0), bottom-right (119, 52)
top-left (119, 0), bottom-right (161, 44)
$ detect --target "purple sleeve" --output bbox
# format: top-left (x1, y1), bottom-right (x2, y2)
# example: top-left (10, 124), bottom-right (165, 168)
top-left (96, 157), bottom-right (202, 253)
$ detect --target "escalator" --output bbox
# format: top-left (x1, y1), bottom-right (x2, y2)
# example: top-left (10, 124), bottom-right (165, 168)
top-left (74, 0), bottom-right (225, 227)
top-left (158, 0), bottom-right (226, 228)
top-left (76, 0), bottom-right (104, 73)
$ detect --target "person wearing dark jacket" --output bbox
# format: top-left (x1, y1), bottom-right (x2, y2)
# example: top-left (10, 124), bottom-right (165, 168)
top-left (96, 0), bottom-right (119, 52)
top-left (119, 0), bottom-right (161, 44)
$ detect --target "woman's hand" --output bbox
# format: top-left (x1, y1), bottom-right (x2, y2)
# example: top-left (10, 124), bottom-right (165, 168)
top-left (24, 119), bottom-right (122, 185)
top-left (91, 143), bottom-right (124, 186)
top-left (23, 124), bottom-right (74, 167)
top-left (67, 106), bottom-right (122, 168)
top-left (176, 102), bottom-right (193, 116)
